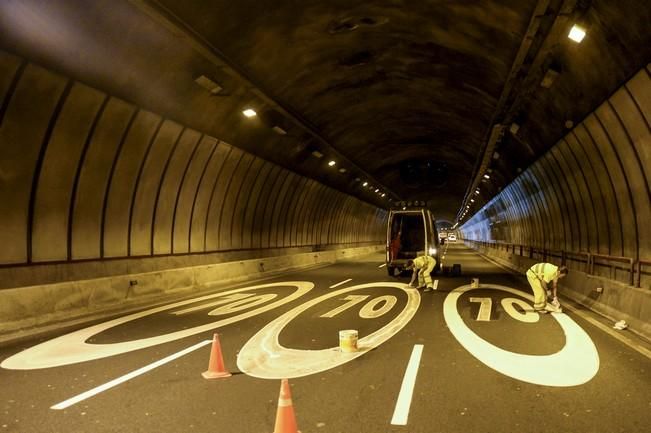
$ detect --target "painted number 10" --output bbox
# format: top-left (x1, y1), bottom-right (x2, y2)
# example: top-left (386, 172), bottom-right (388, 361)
top-left (320, 295), bottom-right (397, 319)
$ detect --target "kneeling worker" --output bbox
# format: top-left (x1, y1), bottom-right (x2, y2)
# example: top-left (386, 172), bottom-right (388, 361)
top-left (526, 262), bottom-right (568, 313)
top-left (406, 255), bottom-right (437, 292)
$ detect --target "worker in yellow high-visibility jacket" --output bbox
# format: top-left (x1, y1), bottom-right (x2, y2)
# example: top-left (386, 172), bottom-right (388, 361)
top-left (407, 255), bottom-right (437, 292)
top-left (526, 262), bottom-right (568, 313)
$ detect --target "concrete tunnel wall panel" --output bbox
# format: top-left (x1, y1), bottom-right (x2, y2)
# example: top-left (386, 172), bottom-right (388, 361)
top-left (0, 53), bottom-right (387, 290)
top-left (462, 66), bottom-right (651, 286)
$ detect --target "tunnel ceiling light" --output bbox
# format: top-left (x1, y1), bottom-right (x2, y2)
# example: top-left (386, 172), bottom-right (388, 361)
top-left (311, 150), bottom-right (324, 158)
top-left (328, 160), bottom-right (336, 166)
top-left (483, 174), bottom-right (490, 179)
top-left (194, 75), bottom-right (223, 95)
top-left (242, 108), bottom-right (257, 118)
top-left (272, 126), bottom-right (287, 135)
top-left (568, 24), bottom-right (586, 43)
top-left (381, 193), bottom-right (386, 197)
top-left (362, 181), bottom-right (368, 186)
top-left (475, 190), bottom-right (480, 195)
top-left (374, 189), bottom-right (379, 193)
top-left (540, 68), bottom-right (560, 89)
top-left (338, 168), bottom-right (347, 173)
top-left (471, 199), bottom-right (475, 202)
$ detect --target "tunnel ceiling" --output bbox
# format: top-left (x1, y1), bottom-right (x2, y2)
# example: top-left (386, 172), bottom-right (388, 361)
top-left (2, 0), bottom-right (650, 221)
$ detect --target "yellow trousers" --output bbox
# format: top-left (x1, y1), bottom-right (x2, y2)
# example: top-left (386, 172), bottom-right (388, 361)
top-left (526, 270), bottom-right (547, 309)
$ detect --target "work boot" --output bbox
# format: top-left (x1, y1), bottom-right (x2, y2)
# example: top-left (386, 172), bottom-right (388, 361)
top-left (544, 302), bottom-right (562, 313)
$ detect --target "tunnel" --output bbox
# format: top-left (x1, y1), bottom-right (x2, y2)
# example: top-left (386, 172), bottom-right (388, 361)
top-left (0, 1), bottom-right (650, 432)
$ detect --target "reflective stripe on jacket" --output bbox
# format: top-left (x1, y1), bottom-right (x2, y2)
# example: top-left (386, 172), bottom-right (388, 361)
top-left (413, 255), bottom-right (435, 269)
top-left (528, 262), bottom-right (559, 283)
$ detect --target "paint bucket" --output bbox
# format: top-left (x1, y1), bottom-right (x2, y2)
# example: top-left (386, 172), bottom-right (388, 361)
top-left (339, 330), bottom-right (358, 352)
top-left (471, 278), bottom-right (479, 288)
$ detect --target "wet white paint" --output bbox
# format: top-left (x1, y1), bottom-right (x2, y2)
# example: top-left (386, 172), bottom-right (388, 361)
top-left (237, 282), bottom-right (420, 379)
top-left (391, 344), bottom-right (423, 426)
top-left (443, 284), bottom-right (599, 387)
top-left (51, 339), bottom-right (212, 410)
top-left (1, 282), bottom-right (313, 370)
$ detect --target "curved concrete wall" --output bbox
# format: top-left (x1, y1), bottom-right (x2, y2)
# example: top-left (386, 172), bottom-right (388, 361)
top-left (0, 50), bottom-right (386, 280)
top-left (462, 65), bottom-right (650, 264)
top-left (460, 65), bottom-right (650, 339)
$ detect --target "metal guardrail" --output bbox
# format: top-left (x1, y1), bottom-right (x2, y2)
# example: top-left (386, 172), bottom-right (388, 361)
top-left (463, 239), bottom-right (647, 288)
top-left (589, 253), bottom-right (634, 286)
top-left (637, 259), bottom-right (651, 289)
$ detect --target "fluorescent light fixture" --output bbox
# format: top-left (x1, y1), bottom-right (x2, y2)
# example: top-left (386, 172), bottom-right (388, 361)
top-left (363, 181), bottom-right (368, 186)
top-left (374, 189), bottom-right (379, 193)
top-left (568, 24), bottom-right (586, 43)
top-left (272, 126), bottom-right (287, 135)
top-left (540, 68), bottom-right (560, 89)
top-left (381, 193), bottom-right (386, 197)
top-left (311, 150), bottom-right (324, 158)
top-left (328, 160), bottom-right (336, 166)
top-left (338, 168), bottom-right (347, 173)
top-left (483, 174), bottom-right (490, 179)
top-left (475, 190), bottom-right (480, 195)
top-left (470, 199), bottom-right (475, 202)
top-left (194, 75), bottom-right (223, 95)
top-left (402, 207), bottom-right (407, 210)
top-left (242, 108), bottom-right (257, 118)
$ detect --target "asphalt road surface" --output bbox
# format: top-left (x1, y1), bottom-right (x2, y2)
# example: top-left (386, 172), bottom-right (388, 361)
top-left (2, 243), bottom-right (650, 433)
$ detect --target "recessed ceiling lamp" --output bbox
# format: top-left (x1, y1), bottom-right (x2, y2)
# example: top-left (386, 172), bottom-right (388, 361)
top-left (568, 24), bottom-right (586, 43)
top-left (272, 126), bottom-right (287, 135)
top-left (242, 108), bottom-right (257, 118)
top-left (328, 160), bottom-right (336, 166)
top-left (540, 67), bottom-right (560, 89)
top-left (194, 75), bottom-right (223, 95)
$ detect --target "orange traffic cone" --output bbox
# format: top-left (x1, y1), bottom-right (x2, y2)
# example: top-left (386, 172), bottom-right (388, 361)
top-left (273, 379), bottom-right (301, 433)
top-left (202, 333), bottom-right (231, 379)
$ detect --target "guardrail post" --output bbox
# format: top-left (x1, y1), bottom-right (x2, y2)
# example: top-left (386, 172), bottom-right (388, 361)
top-left (629, 258), bottom-right (634, 286)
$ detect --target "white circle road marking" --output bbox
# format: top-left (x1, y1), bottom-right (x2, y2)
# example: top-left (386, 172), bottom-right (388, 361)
top-left (1, 282), bottom-right (313, 370)
top-left (237, 282), bottom-right (420, 379)
top-left (443, 284), bottom-right (599, 387)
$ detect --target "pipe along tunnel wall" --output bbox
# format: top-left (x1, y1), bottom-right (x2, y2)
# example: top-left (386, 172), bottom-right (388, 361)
top-left (461, 64), bottom-right (651, 342)
top-left (0, 50), bottom-right (386, 342)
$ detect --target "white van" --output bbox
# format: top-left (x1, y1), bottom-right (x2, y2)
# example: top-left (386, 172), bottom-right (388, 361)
top-left (386, 206), bottom-right (441, 276)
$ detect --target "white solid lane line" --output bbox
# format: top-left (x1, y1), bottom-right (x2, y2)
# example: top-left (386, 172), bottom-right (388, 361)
top-left (391, 344), bottom-right (424, 426)
top-left (329, 278), bottom-right (352, 288)
top-left (51, 339), bottom-right (213, 410)
top-left (378, 263), bottom-right (387, 268)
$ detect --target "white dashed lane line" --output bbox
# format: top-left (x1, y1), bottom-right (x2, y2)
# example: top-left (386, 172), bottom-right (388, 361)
top-left (391, 344), bottom-right (424, 426)
top-left (329, 278), bottom-right (352, 288)
top-left (378, 263), bottom-right (387, 268)
top-left (51, 339), bottom-right (213, 410)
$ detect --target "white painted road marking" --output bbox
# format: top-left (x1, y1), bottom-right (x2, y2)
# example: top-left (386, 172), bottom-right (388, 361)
top-left (329, 278), bottom-right (352, 288)
top-left (444, 284), bottom-right (599, 387)
top-left (391, 344), bottom-right (424, 426)
top-left (469, 297), bottom-right (492, 321)
top-left (2, 282), bottom-right (313, 370)
top-left (433, 280), bottom-right (439, 290)
top-left (378, 263), bottom-right (387, 268)
top-left (238, 283), bottom-right (420, 379)
top-left (51, 339), bottom-right (212, 410)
